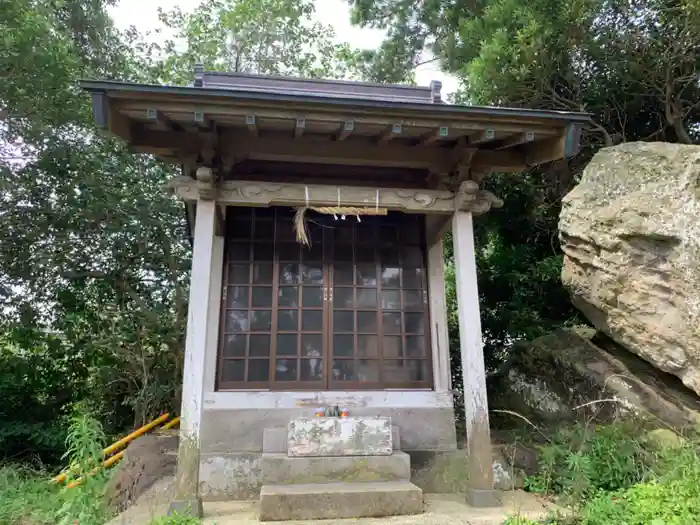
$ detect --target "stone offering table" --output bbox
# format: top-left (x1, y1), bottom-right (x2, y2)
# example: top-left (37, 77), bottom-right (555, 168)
top-left (259, 416), bottom-right (424, 521)
top-left (287, 416), bottom-right (393, 457)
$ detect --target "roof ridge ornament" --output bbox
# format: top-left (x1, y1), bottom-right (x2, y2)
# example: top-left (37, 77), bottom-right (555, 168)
top-left (193, 63), bottom-right (204, 88)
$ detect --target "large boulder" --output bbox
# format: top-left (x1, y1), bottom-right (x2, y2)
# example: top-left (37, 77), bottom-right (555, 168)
top-left (560, 142), bottom-right (700, 394)
top-left (489, 327), bottom-right (700, 429)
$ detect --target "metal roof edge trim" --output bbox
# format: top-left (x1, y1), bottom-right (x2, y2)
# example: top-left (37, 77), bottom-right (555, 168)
top-left (79, 80), bottom-right (593, 123)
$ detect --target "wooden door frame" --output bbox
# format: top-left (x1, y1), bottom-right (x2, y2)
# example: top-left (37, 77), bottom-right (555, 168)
top-left (216, 206), bottom-right (434, 391)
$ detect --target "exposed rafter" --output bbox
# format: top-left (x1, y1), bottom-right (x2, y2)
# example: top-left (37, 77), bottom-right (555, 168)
top-left (417, 126), bottom-right (449, 147)
top-left (294, 117), bottom-right (305, 139)
top-left (493, 131), bottom-right (536, 150)
top-left (377, 123), bottom-right (402, 144)
top-left (246, 114), bottom-right (258, 136)
top-left (147, 108), bottom-right (182, 131)
top-left (469, 129), bottom-right (499, 144)
top-left (336, 120), bottom-right (354, 141)
top-left (129, 127), bottom-right (529, 172)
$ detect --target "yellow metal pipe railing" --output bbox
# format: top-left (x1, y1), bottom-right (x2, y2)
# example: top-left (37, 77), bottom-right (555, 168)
top-left (52, 412), bottom-right (172, 485)
top-left (65, 450), bottom-right (126, 489)
top-left (162, 416), bottom-right (180, 430)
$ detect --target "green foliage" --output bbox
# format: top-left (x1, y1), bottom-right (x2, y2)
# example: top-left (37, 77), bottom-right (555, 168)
top-left (348, 0), bottom-right (700, 144)
top-left (349, 0), bottom-right (700, 415)
top-left (149, 512), bottom-right (201, 524)
top-left (579, 444), bottom-right (700, 524)
top-left (55, 410), bottom-right (112, 525)
top-left (520, 420), bottom-right (700, 524)
top-left (0, 334), bottom-right (75, 462)
top-left (0, 411), bottom-right (113, 525)
top-left (0, 466), bottom-right (62, 525)
top-left (156, 0), bottom-right (357, 82)
top-left (525, 422), bottom-right (653, 502)
top-left (1, 0), bottom-right (188, 459)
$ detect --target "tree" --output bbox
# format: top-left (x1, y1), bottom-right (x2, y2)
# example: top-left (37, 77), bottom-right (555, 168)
top-left (0, 0), bottom-right (369, 462)
top-left (347, 0), bottom-right (700, 390)
top-left (1, 0), bottom-right (188, 446)
top-left (348, 0), bottom-right (700, 145)
top-left (156, 0), bottom-right (357, 83)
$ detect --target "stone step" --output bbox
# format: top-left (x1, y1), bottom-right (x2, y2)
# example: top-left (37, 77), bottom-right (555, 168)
top-left (259, 481), bottom-right (423, 521)
top-left (262, 424), bottom-right (401, 453)
top-left (261, 451), bottom-right (411, 485)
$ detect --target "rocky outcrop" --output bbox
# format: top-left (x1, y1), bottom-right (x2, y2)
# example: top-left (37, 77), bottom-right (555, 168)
top-left (489, 328), bottom-right (700, 429)
top-left (560, 142), bottom-right (700, 395)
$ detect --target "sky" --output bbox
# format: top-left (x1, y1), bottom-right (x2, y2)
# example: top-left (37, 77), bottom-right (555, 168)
top-left (107, 0), bottom-right (460, 97)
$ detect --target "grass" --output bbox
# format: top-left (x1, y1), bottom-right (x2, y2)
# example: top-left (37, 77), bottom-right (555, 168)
top-left (0, 466), bottom-right (64, 524)
top-left (513, 419), bottom-right (700, 524)
top-left (0, 410), bottom-right (115, 525)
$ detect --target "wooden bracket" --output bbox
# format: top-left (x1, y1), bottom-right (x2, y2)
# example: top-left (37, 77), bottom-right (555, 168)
top-left (454, 180), bottom-right (504, 214)
top-left (195, 166), bottom-right (217, 200)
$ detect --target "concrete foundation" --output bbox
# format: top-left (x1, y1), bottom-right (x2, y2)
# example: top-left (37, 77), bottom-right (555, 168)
top-left (201, 407), bottom-right (457, 453)
top-left (259, 481), bottom-right (424, 521)
top-left (261, 451), bottom-right (411, 484)
top-left (198, 406), bottom-right (457, 501)
top-left (466, 487), bottom-right (502, 508)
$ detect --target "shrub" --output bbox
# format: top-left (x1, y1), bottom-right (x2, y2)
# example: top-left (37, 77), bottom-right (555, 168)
top-left (0, 466), bottom-right (61, 525)
top-left (581, 446), bottom-right (700, 525)
top-left (524, 421), bottom-right (653, 502)
top-left (0, 411), bottom-right (114, 525)
top-left (55, 409), bottom-right (113, 525)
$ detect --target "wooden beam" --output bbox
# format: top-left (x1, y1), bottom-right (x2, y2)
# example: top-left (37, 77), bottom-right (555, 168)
top-left (439, 136), bottom-right (482, 175)
top-left (130, 127), bottom-right (529, 172)
top-left (521, 123), bottom-right (584, 167)
top-left (167, 177), bottom-right (503, 215)
top-left (336, 120), bottom-right (354, 141)
top-left (220, 130), bottom-right (444, 169)
top-left (469, 129), bottom-right (498, 144)
top-left (193, 110), bottom-right (211, 131)
top-left (131, 128), bottom-right (212, 154)
top-left (116, 98), bottom-right (565, 135)
top-left (147, 109), bottom-right (183, 132)
top-left (493, 131), bottom-right (535, 150)
top-left (471, 149), bottom-right (525, 173)
top-left (108, 106), bottom-right (133, 141)
top-left (377, 123), bottom-right (402, 144)
top-left (294, 117), bottom-right (306, 139)
top-left (246, 114), bottom-right (258, 136)
top-left (418, 126), bottom-right (450, 147)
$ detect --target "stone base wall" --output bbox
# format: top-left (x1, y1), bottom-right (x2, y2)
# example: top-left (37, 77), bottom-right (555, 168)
top-left (198, 406), bottom-right (457, 500)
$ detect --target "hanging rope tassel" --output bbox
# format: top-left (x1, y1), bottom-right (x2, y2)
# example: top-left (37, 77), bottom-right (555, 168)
top-left (292, 187), bottom-right (389, 246)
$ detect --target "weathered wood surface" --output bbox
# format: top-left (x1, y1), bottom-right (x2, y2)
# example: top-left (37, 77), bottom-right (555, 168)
top-left (167, 177), bottom-right (504, 216)
top-left (287, 417), bottom-right (393, 457)
top-left (451, 210), bottom-right (495, 492)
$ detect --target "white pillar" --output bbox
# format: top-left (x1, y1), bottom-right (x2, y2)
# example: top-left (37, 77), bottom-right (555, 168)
top-left (426, 236), bottom-right (451, 392)
top-left (170, 200), bottom-right (218, 517)
top-left (451, 210), bottom-right (500, 507)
